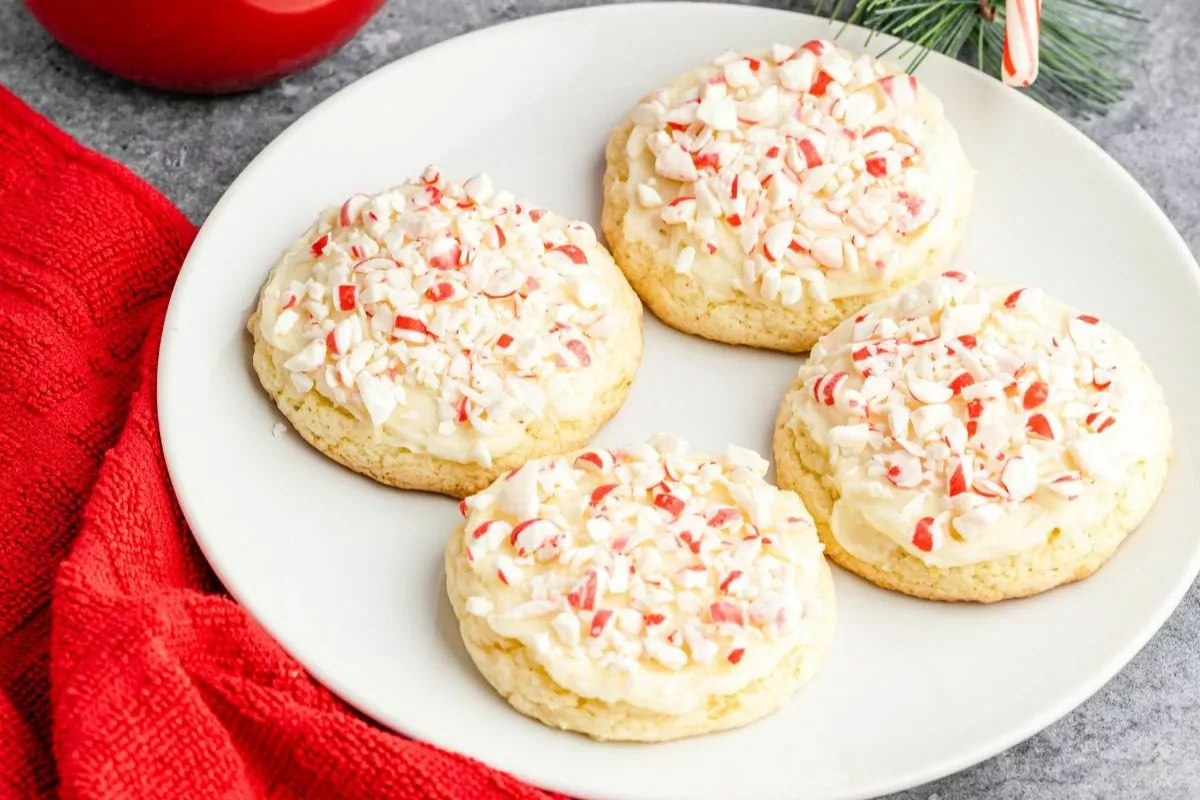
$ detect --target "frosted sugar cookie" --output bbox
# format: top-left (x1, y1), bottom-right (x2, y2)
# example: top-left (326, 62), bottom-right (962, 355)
top-left (774, 271), bottom-right (1171, 602)
top-left (250, 168), bottom-right (643, 498)
top-left (603, 39), bottom-right (974, 352)
top-left (445, 435), bottom-right (835, 741)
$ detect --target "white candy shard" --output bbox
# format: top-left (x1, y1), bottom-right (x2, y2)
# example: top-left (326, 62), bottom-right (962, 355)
top-left (499, 463), bottom-right (541, 520)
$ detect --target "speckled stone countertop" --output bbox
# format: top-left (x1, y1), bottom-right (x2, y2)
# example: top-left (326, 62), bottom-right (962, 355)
top-left (2, 1), bottom-right (1198, 797)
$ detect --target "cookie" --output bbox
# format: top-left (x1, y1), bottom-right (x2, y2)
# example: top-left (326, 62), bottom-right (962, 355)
top-left (774, 271), bottom-right (1172, 602)
top-left (250, 167), bottom-right (643, 498)
top-left (602, 39), bottom-right (974, 352)
top-left (445, 435), bottom-right (835, 741)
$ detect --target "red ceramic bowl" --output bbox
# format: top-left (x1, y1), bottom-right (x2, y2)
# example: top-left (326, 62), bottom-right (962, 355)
top-left (23, 0), bottom-right (385, 93)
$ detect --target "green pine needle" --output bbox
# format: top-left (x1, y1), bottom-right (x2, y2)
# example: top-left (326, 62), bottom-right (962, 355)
top-left (815, 0), bottom-right (1146, 115)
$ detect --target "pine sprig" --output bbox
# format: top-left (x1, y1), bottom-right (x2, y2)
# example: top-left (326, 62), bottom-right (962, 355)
top-left (815, 0), bottom-right (1146, 115)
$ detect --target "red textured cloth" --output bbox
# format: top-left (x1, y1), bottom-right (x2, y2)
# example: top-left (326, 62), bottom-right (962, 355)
top-left (0, 86), bottom-right (555, 800)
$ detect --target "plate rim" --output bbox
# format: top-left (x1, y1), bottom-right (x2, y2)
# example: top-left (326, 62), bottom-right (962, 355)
top-left (158, 4), bottom-right (1200, 799)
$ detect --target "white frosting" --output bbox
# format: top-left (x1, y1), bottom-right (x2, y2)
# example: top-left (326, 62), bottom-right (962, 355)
top-left (256, 167), bottom-right (634, 466)
top-left (457, 436), bottom-right (829, 715)
top-left (786, 271), bottom-right (1171, 567)
top-left (614, 40), bottom-right (973, 306)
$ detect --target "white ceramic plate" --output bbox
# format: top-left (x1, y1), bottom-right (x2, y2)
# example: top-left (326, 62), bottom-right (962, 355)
top-left (159, 4), bottom-right (1200, 799)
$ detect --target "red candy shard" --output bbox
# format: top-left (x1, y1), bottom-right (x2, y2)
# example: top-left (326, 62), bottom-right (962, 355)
top-left (425, 282), bottom-right (454, 302)
top-left (801, 39), bottom-right (828, 56)
top-left (719, 570), bottom-right (743, 594)
top-left (707, 508), bottom-right (741, 528)
top-left (1077, 314), bottom-right (1100, 325)
top-left (912, 517), bottom-right (935, 552)
top-left (568, 570), bottom-right (598, 610)
top-left (325, 330), bottom-right (338, 355)
top-left (427, 242), bottom-right (461, 271)
top-left (948, 464), bottom-right (967, 496)
top-left (967, 399), bottom-right (984, 419)
top-left (810, 71), bottom-right (833, 97)
top-left (727, 648), bottom-right (746, 664)
top-left (949, 373), bottom-right (975, 395)
top-left (644, 613), bottom-right (666, 626)
top-left (692, 151), bottom-right (720, 170)
top-left (1023, 381), bottom-right (1049, 409)
top-left (799, 138), bottom-right (823, 169)
top-left (1026, 413), bottom-right (1054, 439)
top-left (574, 451), bottom-right (604, 470)
top-left (942, 271), bottom-right (968, 282)
top-left (552, 244), bottom-right (588, 265)
top-left (394, 314), bottom-right (435, 339)
top-left (529, 209), bottom-right (545, 222)
top-left (496, 333), bottom-right (514, 349)
top-left (590, 484), bottom-right (618, 507)
top-left (864, 156), bottom-right (888, 178)
top-left (1004, 289), bottom-right (1024, 309)
top-left (654, 493), bottom-right (685, 517)
top-left (957, 335), bottom-right (978, 350)
top-left (310, 233), bottom-right (331, 256)
top-left (337, 284), bottom-right (356, 311)
top-left (727, 213), bottom-right (742, 227)
top-left (565, 339), bottom-right (592, 367)
top-left (590, 609), bottom-right (613, 638)
top-left (456, 396), bottom-right (470, 423)
top-left (710, 601), bottom-right (745, 626)
top-left (678, 531), bottom-right (701, 555)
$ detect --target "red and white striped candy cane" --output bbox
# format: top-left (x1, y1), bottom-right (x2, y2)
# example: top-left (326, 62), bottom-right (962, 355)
top-left (1002, 0), bottom-right (1043, 87)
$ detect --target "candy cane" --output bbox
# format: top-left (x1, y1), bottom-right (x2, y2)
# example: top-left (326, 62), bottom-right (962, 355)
top-left (1002, 0), bottom-right (1042, 87)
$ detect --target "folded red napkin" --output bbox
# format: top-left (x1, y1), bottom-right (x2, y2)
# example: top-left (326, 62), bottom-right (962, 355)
top-left (0, 86), bottom-right (557, 800)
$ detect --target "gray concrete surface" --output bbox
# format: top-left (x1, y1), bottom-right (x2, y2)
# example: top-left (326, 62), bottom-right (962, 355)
top-left (2, 1), bottom-right (1197, 797)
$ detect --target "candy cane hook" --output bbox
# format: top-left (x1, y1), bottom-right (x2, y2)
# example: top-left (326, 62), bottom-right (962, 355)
top-left (1002, 0), bottom-right (1043, 87)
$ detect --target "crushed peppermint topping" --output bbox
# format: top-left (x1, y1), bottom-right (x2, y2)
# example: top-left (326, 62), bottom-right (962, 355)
top-left (623, 40), bottom-right (967, 306)
top-left (457, 436), bottom-right (827, 703)
top-left (260, 168), bottom-right (622, 467)
top-left (788, 271), bottom-right (1169, 564)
